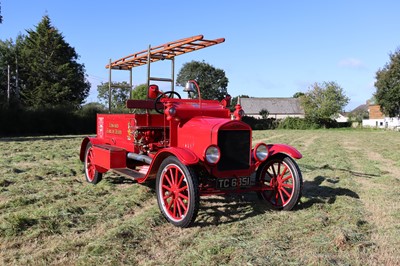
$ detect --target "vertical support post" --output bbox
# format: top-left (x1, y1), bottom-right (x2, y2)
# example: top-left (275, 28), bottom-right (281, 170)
top-left (147, 45), bottom-right (151, 89)
top-left (146, 45), bottom-right (151, 112)
top-left (171, 57), bottom-right (175, 91)
top-left (108, 58), bottom-right (112, 113)
top-left (7, 65), bottom-right (10, 104)
top-left (129, 68), bottom-right (133, 99)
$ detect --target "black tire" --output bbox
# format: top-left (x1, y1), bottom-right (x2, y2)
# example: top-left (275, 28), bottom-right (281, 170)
top-left (84, 143), bottom-right (103, 184)
top-left (156, 156), bottom-right (199, 227)
top-left (257, 155), bottom-right (302, 210)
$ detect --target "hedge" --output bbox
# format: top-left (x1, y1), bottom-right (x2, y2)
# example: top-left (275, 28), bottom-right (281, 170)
top-left (0, 105), bottom-right (104, 136)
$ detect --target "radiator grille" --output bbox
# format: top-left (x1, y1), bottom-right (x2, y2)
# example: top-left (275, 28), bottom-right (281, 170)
top-left (217, 130), bottom-right (250, 171)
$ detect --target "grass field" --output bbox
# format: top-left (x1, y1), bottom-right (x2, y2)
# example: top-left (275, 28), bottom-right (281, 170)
top-left (0, 129), bottom-right (399, 265)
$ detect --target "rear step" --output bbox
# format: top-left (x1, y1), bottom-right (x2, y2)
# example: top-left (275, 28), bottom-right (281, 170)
top-left (111, 168), bottom-right (146, 180)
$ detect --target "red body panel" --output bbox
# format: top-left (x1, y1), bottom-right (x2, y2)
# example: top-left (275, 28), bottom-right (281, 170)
top-left (96, 113), bottom-right (166, 151)
top-left (92, 145), bottom-right (126, 169)
top-left (80, 98), bottom-right (302, 189)
top-left (267, 144), bottom-right (302, 159)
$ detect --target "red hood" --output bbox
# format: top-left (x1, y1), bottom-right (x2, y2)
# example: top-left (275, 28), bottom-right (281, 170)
top-left (177, 117), bottom-right (251, 161)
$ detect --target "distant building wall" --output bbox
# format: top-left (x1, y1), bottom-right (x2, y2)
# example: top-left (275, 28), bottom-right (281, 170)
top-left (362, 117), bottom-right (400, 129)
top-left (335, 114), bottom-right (349, 123)
top-left (241, 97), bottom-right (304, 120)
top-left (368, 105), bottom-right (384, 119)
top-left (249, 114), bottom-right (304, 119)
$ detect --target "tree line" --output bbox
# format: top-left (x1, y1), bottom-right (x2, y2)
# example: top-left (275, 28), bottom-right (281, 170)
top-left (0, 15), bottom-right (90, 110)
top-left (1, 14), bottom-right (399, 135)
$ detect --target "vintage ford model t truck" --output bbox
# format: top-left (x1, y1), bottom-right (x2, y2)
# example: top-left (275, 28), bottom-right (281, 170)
top-left (80, 35), bottom-right (303, 227)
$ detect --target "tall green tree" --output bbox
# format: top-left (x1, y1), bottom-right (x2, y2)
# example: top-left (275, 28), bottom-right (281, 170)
top-left (374, 48), bottom-right (400, 117)
top-left (97, 81), bottom-right (131, 111)
top-left (18, 15), bottom-right (90, 109)
top-left (300, 81), bottom-right (349, 123)
top-left (176, 60), bottom-right (229, 100)
top-left (0, 35), bottom-right (24, 107)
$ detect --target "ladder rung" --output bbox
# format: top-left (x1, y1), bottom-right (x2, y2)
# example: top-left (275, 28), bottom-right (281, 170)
top-left (149, 77), bottom-right (173, 82)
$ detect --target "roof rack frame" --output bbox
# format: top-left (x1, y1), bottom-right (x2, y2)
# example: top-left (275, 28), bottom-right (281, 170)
top-left (106, 35), bottom-right (225, 112)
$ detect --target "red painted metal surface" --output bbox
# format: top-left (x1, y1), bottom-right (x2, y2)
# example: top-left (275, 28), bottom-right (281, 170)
top-left (267, 144), bottom-right (303, 159)
top-left (92, 145), bottom-right (126, 169)
top-left (80, 35), bottom-right (303, 227)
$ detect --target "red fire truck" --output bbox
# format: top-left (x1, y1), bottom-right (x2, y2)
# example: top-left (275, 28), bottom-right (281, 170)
top-left (80, 35), bottom-right (303, 227)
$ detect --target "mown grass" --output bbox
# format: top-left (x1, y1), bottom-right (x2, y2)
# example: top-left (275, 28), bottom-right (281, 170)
top-left (0, 130), bottom-right (399, 265)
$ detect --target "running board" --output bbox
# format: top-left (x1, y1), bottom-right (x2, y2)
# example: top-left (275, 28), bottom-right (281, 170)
top-left (111, 168), bottom-right (146, 180)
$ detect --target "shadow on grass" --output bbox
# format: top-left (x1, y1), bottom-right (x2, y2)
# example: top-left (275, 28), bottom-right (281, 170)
top-left (104, 170), bottom-right (361, 227)
top-left (301, 163), bottom-right (379, 178)
top-left (106, 176), bottom-right (138, 184)
top-left (195, 193), bottom-right (274, 227)
top-left (195, 174), bottom-right (360, 227)
top-left (299, 175), bottom-right (360, 209)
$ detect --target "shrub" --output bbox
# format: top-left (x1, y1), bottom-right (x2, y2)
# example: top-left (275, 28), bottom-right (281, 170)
top-left (277, 117), bottom-right (352, 129)
top-left (242, 116), bottom-right (278, 130)
top-left (277, 117), bottom-right (320, 130)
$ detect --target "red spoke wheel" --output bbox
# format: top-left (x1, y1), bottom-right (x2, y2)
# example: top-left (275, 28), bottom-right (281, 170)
top-left (84, 143), bottom-right (102, 184)
top-left (156, 156), bottom-right (199, 227)
top-left (257, 155), bottom-right (302, 210)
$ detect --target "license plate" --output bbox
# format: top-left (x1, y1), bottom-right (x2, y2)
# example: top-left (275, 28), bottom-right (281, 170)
top-left (216, 176), bottom-right (255, 189)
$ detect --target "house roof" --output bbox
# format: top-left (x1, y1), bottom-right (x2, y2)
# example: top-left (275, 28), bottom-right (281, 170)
top-left (351, 104), bottom-right (368, 114)
top-left (240, 97), bottom-right (304, 115)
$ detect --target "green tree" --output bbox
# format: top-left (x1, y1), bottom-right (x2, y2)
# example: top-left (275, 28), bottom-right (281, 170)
top-left (1, 39), bottom-right (16, 106)
top-left (131, 84), bottom-right (148, 100)
top-left (230, 95), bottom-right (249, 111)
top-left (176, 60), bottom-right (229, 100)
top-left (293, 92), bottom-right (305, 98)
top-left (97, 81), bottom-right (131, 111)
top-left (18, 15), bottom-right (90, 109)
top-left (348, 108), bottom-right (369, 123)
top-left (259, 108), bottom-right (269, 119)
top-left (374, 48), bottom-right (400, 117)
top-left (300, 81), bottom-right (349, 123)
top-left (0, 35), bottom-right (25, 107)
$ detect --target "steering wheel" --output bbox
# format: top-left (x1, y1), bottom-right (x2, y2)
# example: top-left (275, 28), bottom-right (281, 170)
top-left (154, 91), bottom-right (181, 114)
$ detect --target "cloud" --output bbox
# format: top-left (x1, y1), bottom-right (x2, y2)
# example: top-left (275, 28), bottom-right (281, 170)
top-left (338, 58), bottom-right (366, 69)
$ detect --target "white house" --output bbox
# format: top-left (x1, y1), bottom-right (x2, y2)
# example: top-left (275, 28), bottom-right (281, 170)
top-left (334, 113), bottom-right (349, 123)
top-left (362, 104), bottom-right (400, 130)
top-left (363, 117), bottom-right (400, 129)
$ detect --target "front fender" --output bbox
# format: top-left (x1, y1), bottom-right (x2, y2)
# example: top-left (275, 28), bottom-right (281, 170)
top-left (267, 144), bottom-right (302, 159)
top-left (161, 147), bottom-right (199, 165)
top-left (141, 147), bottom-right (199, 183)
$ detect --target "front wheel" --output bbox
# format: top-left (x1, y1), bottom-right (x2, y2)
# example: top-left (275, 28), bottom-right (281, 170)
top-left (84, 143), bottom-right (103, 184)
top-left (156, 156), bottom-right (199, 227)
top-left (257, 155), bottom-right (302, 210)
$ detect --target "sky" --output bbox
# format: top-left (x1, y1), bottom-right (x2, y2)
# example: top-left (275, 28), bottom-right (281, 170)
top-left (1, 0), bottom-right (400, 111)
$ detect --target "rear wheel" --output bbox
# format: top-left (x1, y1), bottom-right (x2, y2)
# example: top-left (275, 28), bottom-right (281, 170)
top-left (84, 143), bottom-right (103, 184)
top-left (257, 155), bottom-right (302, 210)
top-left (156, 156), bottom-right (199, 227)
